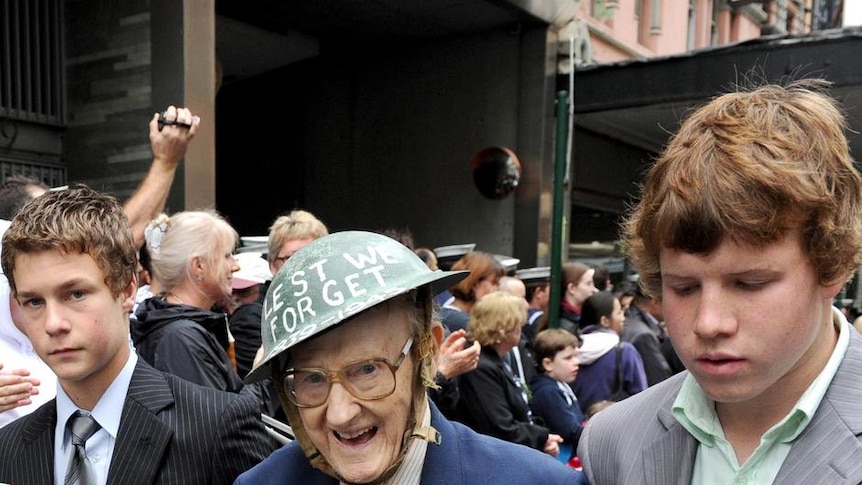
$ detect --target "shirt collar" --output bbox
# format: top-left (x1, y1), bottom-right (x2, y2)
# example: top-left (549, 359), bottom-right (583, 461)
top-left (56, 351), bottom-right (137, 448)
top-left (672, 306), bottom-right (850, 445)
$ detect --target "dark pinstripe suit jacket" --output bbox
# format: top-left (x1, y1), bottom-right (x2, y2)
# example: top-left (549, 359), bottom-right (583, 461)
top-left (0, 360), bottom-right (275, 485)
top-left (578, 323), bottom-right (862, 485)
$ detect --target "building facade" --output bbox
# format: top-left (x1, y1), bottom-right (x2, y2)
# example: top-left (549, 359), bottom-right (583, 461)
top-left (564, 0), bottom-right (845, 68)
top-left (0, 0), bottom-right (854, 271)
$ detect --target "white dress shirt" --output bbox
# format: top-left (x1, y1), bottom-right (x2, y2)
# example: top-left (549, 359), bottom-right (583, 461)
top-left (54, 352), bottom-right (137, 485)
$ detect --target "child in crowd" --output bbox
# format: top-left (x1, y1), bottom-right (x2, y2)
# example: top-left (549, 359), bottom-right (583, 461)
top-left (529, 328), bottom-right (586, 465)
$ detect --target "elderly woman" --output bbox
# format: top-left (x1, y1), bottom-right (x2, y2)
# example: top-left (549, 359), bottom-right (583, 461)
top-left (235, 231), bottom-right (585, 484)
top-left (455, 290), bottom-right (564, 457)
top-left (132, 210), bottom-right (243, 392)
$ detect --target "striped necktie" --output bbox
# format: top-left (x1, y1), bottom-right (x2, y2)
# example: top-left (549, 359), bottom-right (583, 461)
top-left (64, 411), bottom-right (101, 485)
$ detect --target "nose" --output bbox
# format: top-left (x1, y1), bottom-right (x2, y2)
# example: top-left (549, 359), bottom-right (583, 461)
top-left (44, 301), bottom-right (71, 336)
top-left (325, 381), bottom-right (361, 426)
top-left (692, 288), bottom-right (737, 339)
top-left (229, 255), bottom-right (240, 273)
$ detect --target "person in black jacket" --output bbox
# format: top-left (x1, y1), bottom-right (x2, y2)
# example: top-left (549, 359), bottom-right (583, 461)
top-left (228, 252), bottom-right (271, 378)
top-left (132, 210), bottom-right (244, 393)
top-left (455, 291), bottom-right (563, 456)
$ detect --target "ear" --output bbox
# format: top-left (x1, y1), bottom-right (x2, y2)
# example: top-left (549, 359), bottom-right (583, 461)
top-left (541, 356), bottom-right (554, 373)
top-left (430, 321), bottom-right (444, 369)
top-left (821, 275), bottom-right (848, 301)
top-left (120, 274), bottom-right (138, 313)
top-left (191, 255), bottom-right (204, 273)
top-left (9, 292), bottom-right (26, 334)
top-left (190, 255), bottom-right (207, 282)
top-left (431, 320), bottom-right (444, 348)
top-left (600, 314), bottom-right (611, 328)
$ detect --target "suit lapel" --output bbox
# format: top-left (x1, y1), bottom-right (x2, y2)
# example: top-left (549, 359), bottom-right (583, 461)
top-left (774, 329), bottom-right (862, 484)
top-left (107, 361), bottom-right (176, 485)
top-left (641, 383), bottom-right (696, 485)
top-left (20, 402), bottom-right (57, 485)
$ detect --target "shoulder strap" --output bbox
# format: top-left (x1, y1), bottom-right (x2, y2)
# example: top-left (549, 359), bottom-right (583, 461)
top-left (611, 342), bottom-right (624, 393)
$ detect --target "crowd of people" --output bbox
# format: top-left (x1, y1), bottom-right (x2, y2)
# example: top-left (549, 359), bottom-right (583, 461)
top-left (2, 78), bottom-right (862, 485)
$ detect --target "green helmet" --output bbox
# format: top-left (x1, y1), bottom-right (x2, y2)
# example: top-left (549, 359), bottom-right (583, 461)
top-left (245, 230), bottom-right (468, 383)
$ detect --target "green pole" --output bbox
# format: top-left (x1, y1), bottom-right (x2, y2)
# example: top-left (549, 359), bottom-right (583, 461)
top-left (548, 90), bottom-right (569, 328)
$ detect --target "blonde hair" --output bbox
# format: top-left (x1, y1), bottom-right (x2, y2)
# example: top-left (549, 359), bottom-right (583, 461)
top-left (145, 210), bottom-right (238, 292)
top-left (267, 210), bottom-right (328, 265)
top-left (468, 291), bottom-right (526, 346)
top-left (623, 79), bottom-right (862, 297)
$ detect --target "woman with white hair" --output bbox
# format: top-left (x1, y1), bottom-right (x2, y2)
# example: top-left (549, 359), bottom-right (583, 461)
top-left (131, 210), bottom-right (243, 392)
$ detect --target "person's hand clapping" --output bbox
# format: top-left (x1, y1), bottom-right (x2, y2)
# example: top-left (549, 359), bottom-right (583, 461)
top-left (436, 329), bottom-right (481, 379)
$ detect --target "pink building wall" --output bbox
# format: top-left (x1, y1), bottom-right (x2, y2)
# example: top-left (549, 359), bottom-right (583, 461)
top-left (574, 0), bottom-right (789, 64)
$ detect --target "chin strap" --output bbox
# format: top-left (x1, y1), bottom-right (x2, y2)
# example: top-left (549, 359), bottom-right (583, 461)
top-left (411, 425), bottom-right (441, 445)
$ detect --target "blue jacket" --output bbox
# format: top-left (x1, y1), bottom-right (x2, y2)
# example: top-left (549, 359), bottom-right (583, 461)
top-left (235, 399), bottom-right (586, 485)
top-left (529, 373), bottom-right (586, 453)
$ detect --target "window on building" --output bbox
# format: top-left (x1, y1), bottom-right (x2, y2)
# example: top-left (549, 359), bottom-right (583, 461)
top-left (0, 0), bottom-right (65, 124)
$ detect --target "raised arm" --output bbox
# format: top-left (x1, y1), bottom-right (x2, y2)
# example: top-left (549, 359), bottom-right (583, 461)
top-left (124, 106), bottom-right (200, 249)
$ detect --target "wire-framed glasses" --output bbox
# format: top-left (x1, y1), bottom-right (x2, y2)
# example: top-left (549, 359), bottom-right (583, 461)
top-left (282, 337), bottom-right (414, 408)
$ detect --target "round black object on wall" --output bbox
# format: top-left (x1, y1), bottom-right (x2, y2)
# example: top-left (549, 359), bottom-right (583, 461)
top-left (471, 147), bottom-right (521, 200)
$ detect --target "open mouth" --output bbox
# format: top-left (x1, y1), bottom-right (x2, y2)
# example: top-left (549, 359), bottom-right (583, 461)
top-left (334, 426), bottom-right (377, 445)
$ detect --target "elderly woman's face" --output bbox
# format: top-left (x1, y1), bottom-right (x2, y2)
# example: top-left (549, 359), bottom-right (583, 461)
top-left (291, 300), bottom-right (416, 483)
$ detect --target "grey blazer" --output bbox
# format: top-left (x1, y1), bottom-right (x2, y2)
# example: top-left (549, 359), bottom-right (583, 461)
top-left (579, 326), bottom-right (862, 485)
top-left (0, 360), bottom-right (274, 485)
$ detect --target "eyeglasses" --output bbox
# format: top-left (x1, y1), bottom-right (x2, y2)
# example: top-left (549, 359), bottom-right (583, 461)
top-left (282, 337), bottom-right (414, 408)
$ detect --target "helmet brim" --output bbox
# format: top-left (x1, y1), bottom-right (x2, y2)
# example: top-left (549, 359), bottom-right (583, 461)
top-left (244, 268), bottom-right (468, 384)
